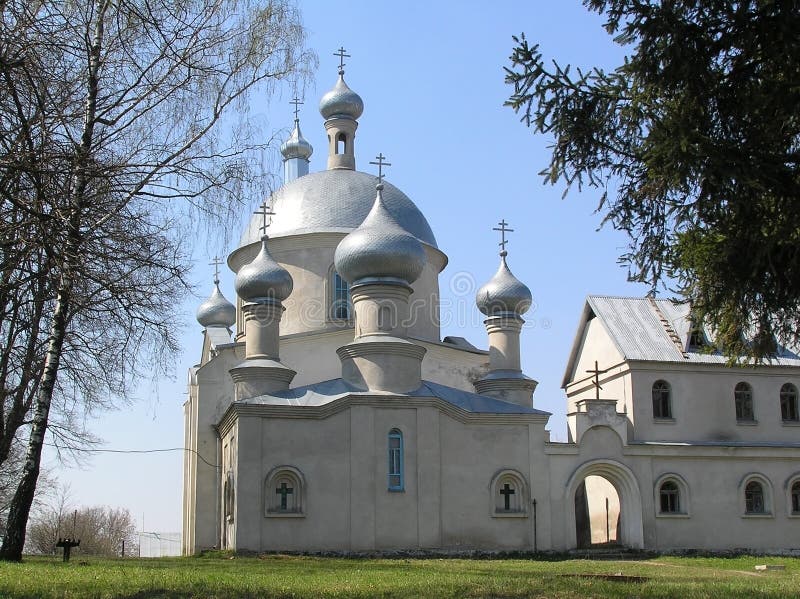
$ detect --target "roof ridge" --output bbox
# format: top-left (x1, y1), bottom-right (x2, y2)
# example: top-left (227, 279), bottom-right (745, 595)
top-left (647, 296), bottom-right (689, 359)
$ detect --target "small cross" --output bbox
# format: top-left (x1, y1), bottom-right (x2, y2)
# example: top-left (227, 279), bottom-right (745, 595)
top-left (254, 201), bottom-right (275, 235)
top-left (493, 219), bottom-right (514, 256)
top-left (369, 153), bottom-right (391, 183)
top-left (334, 46), bottom-right (350, 74)
top-left (586, 360), bottom-right (609, 401)
top-left (290, 97), bottom-right (303, 121)
top-left (276, 482), bottom-right (293, 510)
top-left (500, 483), bottom-right (516, 511)
top-left (209, 256), bottom-right (223, 283)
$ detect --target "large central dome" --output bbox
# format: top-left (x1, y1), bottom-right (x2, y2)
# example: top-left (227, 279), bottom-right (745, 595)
top-left (238, 169), bottom-right (438, 248)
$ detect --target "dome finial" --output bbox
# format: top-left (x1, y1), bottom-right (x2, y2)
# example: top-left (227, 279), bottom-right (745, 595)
top-left (290, 96), bottom-right (303, 123)
top-left (210, 256), bottom-right (224, 285)
top-left (197, 259), bottom-right (236, 328)
top-left (254, 200), bottom-right (275, 241)
top-left (369, 152), bottom-right (391, 191)
top-left (281, 97), bottom-right (313, 181)
top-left (334, 154), bottom-right (426, 285)
top-left (476, 220), bottom-right (532, 316)
top-left (235, 202), bottom-right (293, 304)
top-left (493, 219), bottom-right (514, 258)
top-left (334, 46), bottom-right (349, 76)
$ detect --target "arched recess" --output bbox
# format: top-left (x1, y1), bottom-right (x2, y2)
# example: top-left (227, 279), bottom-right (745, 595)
top-left (564, 459), bottom-right (644, 549)
top-left (264, 465), bottom-right (306, 517)
top-left (488, 469), bottom-right (529, 517)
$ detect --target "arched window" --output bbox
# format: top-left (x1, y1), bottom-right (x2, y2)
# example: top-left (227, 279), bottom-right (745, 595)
top-left (659, 480), bottom-right (680, 514)
top-left (223, 471), bottom-right (235, 523)
top-left (654, 473), bottom-right (690, 517)
top-left (735, 382), bottom-right (754, 421)
top-left (265, 466), bottom-right (305, 517)
top-left (388, 429), bottom-right (404, 491)
top-left (780, 383), bottom-right (798, 422)
top-left (490, 470), bottom-right (529, 517)
top-left (652, 380), bottom-right (672, 419)
top-left (331, 270), bottom-right (351, 320)
top-left (792, 481), bottom-right (800, 515)
top-left (335, 132), bottom-right (346, 154)
top-left (745, 481), bottom-right (765, 514)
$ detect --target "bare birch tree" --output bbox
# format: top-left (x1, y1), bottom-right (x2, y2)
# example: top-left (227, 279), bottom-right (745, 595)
top-left (0, 0), bottom-right (313, 560)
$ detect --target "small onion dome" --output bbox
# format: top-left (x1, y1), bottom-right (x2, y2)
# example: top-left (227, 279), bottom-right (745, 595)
top-left (280, 120), bottom-right (313, 160)
top-left (235, 236), bottom-right (293, 303)
top-left (334, 184), bottom-right (426, 285)
top-left (476, 253), bottom-right (532, 316)
top-left (319, 73), bottom-right (364, 120)
top-left (196, 282), bottom-right (236, 328)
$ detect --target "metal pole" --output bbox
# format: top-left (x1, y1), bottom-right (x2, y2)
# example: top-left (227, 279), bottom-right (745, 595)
top-left (532, 498), bottom-right (538, 553)
top-left (605, 497), bottom-right (610, 544)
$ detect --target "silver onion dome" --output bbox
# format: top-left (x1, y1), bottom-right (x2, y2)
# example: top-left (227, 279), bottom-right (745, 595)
top-left (280, 120), bottom-right (313, 160)
top-left (334, 184), bottom-right (426, 285)
top-left (319, 74), bottom-right (364, 121)
top-left (235, 237), bottom-right (293, 303)
top-left (196, 282), bottom-right (236, 328)
top-left (476, 254), bottom-right (532, 316)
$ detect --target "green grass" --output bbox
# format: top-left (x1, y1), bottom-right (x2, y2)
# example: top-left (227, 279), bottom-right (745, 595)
top-left (0, 553), bottom-right (798, 598)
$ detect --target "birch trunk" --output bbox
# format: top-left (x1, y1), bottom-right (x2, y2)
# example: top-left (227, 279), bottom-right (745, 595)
top-left (0, 0), bottom-right (108, 560)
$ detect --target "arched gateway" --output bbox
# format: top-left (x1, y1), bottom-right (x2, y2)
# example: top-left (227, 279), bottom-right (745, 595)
top-left (565, 459), bottom-right (644, 549)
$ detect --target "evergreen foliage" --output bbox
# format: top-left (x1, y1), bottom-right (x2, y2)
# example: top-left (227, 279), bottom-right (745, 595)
top-left (506, 0), bottom-right (800, 360)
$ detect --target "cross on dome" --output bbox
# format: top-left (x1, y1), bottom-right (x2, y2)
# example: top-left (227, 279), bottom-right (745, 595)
top-left (369, 153), bottom-right (391, 185)
top-left (334, 46), bottom-right (350, 75)
top-left (209, 256), bottom-right (224, 284)
top-left (493, 219), bottom-right (514, 256)
top-left (254, 201), bottom-right (275, 236)
top-left (290, 97), bottom-right (303, 121)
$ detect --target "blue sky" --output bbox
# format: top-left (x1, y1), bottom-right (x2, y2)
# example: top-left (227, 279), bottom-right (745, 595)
top-left (49, 1), bottom-right (650, 533)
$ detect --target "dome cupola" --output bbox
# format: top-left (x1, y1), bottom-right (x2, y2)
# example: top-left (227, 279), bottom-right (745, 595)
top-left (320, 48), bottom-right (362, 171)
top-left (235, 235), bottom-right (293, 303)
top-left (280, 119), bottom-right (313, 161)
top-left (319, 72), bottom-right (363, 121)
top-left (476, 221), bottom-right (532, 316)
top-left (196, 272), bottom-right (236, 329)
top-left (335, 170), bottom-right (426, 286)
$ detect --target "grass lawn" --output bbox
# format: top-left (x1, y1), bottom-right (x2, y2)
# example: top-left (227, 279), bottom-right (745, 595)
top-left (0, 553), bottom-right (798, 598)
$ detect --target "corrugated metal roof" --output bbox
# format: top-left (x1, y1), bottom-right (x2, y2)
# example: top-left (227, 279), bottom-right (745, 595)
top-left (586, 295), bottom-right (800, 366)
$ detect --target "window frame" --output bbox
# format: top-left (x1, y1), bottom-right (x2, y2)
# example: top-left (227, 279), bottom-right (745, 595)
top-left (734, 382), bottom-right (755, 422)
top-left (780, 383), bottom-right (799, 422)
top-left (653, 473), bottom-right (690, 518)
top-left (785, 474), bottom-right (800, 518)
top-left (329, 268), bottom-right (352, 322)
top-left (387, 428), bottom-right (404, 492)
top-left (651, 380), bottom-right (673, 420)
top-left (739, 473), bottom-right (773, 518)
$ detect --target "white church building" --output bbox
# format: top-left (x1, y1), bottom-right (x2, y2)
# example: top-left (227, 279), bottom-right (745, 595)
top-left (182, 60), bottom-right (800, 555)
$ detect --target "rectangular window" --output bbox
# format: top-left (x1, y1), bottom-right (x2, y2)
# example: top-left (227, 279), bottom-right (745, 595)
top-left (388, 430), bottom-right (403, 491)
top-left (333, 272), bottom-right (351, 320)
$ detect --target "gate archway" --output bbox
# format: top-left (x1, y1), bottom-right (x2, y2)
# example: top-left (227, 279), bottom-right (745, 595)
top-left (565, 459), bottom-right (644, 549)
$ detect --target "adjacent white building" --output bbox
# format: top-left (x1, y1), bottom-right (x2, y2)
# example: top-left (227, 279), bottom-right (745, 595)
top-left (182, 61), bottom-right (800, 555)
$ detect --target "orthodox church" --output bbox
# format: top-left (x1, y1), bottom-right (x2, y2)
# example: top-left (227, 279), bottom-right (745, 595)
top-left (182, 58), bottom-right (800, 555)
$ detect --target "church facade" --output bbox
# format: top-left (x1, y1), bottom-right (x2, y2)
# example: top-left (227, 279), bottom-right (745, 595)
top-left (182, 62), bottom-right (800, 555)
